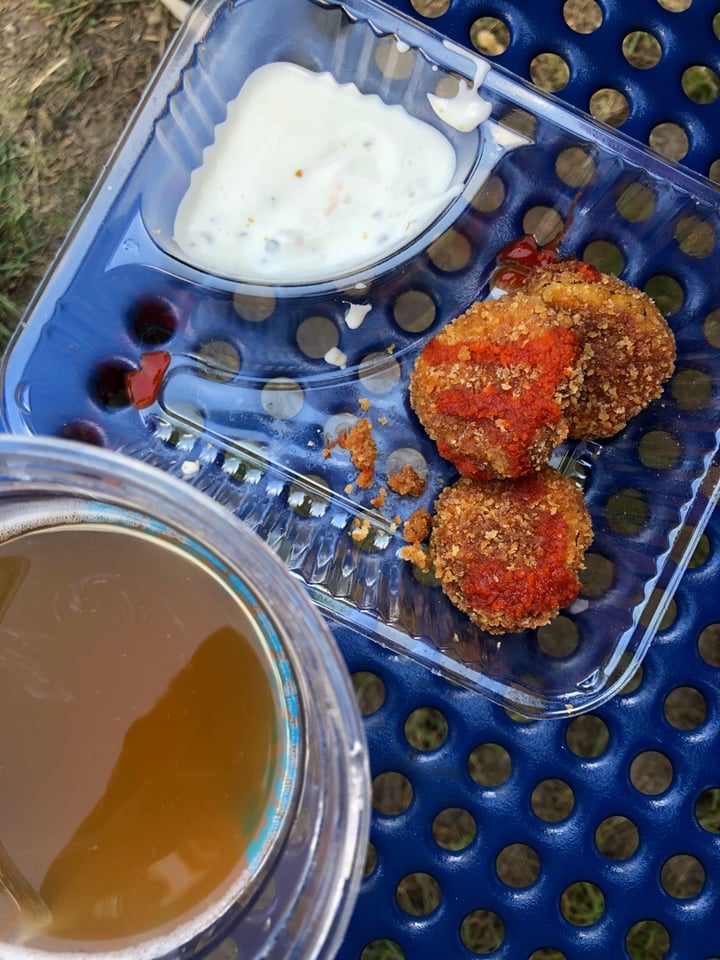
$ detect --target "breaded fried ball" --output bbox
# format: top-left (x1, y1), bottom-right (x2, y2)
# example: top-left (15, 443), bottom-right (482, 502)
top-left (429, 467), bottom-right (592, 634)
top-left (521, 260), bottom-right (676, 438)
top-left (409, 292), bottom-right (583, 479)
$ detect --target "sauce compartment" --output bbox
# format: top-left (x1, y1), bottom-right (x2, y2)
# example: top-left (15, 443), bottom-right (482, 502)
top-left (135, 0), bottom-right (524, 292)
top-left (2, 0), bottom-right (720, 717)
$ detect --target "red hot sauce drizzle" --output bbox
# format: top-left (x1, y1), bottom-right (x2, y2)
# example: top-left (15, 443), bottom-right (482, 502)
top-left (461, 476), bottom-right (579, 623)
top-left (420, 327), bottom-right (580, 477)
top-left (490, 235), bottom-right (561, 291)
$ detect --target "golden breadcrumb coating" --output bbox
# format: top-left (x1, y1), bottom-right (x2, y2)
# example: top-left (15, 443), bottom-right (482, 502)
top-left (409, 292), bottom-right (583, 479)
top-left (521, 260), bottom-right (676, 438)
top-left (429, 467), bottom-right (592, 634)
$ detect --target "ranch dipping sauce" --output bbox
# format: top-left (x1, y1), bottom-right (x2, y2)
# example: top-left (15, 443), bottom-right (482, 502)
top-left (173, 61), bottom-right (459, 283)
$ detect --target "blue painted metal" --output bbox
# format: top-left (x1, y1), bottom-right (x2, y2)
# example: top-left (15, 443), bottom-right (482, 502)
top-left (334, 0), bottom-right (720, 956)
top-left (335, 516), bottom-right (720, 957)
top-left (386, 0), bottom-right (720, 180)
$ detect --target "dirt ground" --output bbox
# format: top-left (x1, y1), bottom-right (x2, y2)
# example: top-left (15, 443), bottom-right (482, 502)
top-left (1, 0), bottom-right (179, 322)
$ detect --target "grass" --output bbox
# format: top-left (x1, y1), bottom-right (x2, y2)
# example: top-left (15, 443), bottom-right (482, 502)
top-left (0, 134), bottom-right (42, 335)
top-left (35, 0), bottom-right (133, 40)
top-left (0, 0), bottom-right (174, 343)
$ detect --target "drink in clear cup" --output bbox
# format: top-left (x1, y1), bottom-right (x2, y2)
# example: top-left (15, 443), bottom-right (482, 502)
top-left (0, 436), bottom-right (369, 960)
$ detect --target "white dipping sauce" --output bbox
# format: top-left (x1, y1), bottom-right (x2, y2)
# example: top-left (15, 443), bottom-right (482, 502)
top-left (173, 61), bottom-right (459, 283)
top-left (427, 57), bottom-right (492, 132)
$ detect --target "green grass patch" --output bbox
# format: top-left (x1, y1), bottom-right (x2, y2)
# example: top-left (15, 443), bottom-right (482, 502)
top-left (0, 134), bottom-right (44, 336)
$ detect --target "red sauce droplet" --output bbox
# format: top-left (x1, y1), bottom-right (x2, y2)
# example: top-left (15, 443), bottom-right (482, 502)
top-left (125, 351), bottom-right (171, 410)
top-left (490, 235), bottom-right (561, 290)
top-left (573, 260), bottom-right (602, 283)
top-left (490, 232), bottom-right (606, 292)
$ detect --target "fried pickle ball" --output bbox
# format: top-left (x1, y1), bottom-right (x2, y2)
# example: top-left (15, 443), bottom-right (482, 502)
top-left (429, 467), bottom-right (593, 634)
top-left (409, 292), bottom-right (583, 479)
top-left (521, 260), bottom-right (676, 438)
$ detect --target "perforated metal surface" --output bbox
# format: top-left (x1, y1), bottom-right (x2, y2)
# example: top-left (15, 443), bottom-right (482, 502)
top-left (333, 1), bottom-right (720, 958)
top-left (2, 1), bottom-right (718, 956)
top-left (384, 0), bottom-right (720, 181)
top-left (336, 547), bottom-right (720, 959)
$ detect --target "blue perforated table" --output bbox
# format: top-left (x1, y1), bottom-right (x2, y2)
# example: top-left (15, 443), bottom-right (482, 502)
top-left (333, 2), bottom-right (720, 958)
top-left (4, 1), bottom-right (719, 957)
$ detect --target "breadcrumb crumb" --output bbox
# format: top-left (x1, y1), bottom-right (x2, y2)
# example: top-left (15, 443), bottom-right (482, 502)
top-left (388, 463), bottom-right (426, 497)
top-left (326, 417), bottom-right (377, 488)
top-left (399, 542), bottom-right (430, 570)
top-left (398, 508), bottom-right (433, 572)
top-left (371, 487), bottom-right (387, 509)
top-left (351, 517), bottom-right (371, 542)
top-left (403, 508), bottom-right (432, 544)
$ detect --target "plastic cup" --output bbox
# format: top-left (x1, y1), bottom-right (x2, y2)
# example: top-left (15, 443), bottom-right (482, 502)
top-left (0, 434), bottom-right (369, 960)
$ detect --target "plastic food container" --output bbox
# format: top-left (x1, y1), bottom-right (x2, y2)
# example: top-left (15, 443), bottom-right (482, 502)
top-left (2, 0), bottom-right (720, 718)
top-left (0, 434), bottom-right (369, 959)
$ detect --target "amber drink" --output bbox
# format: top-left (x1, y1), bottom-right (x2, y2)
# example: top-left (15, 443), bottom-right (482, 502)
top-left (0, 436), bottom-right (369, 960)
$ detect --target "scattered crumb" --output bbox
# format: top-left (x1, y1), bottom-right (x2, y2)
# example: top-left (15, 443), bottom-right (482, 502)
top-left (324, 346), bottom-right (347, 368)
top-left (387, 343), bottom-right (396, 354)
top-left (351, 517), bottom-right (371, 542)
top-left (399, 542), bottom-right (430, 571)
top-left (398, 507), bottom-right (432, 571)
top-left (388, 463), bottom-right (426, 497)
top-left (344, 303), bottom-right (372, 329)
top-left (329, 417), bottom-right (377, 489)
top-left (403, 508), bottom-right (432, 545)
top-left (344, 482), bottom-right (355, 495)
top-left (180, 459), bottom-right (200, 478)
top-left (359, 397), bottom-right (370, 411)
top-left (371, 486), bottom-right (387, 509)
top-left (377, 416), bottom-right (388, 425)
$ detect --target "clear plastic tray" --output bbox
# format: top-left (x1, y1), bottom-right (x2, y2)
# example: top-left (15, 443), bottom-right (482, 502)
top-left (3, 0), bottom-right (720, 717)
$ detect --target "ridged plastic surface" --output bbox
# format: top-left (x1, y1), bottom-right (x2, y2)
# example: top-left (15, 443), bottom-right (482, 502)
top-left (3, 0), bottom-right (720, 720)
